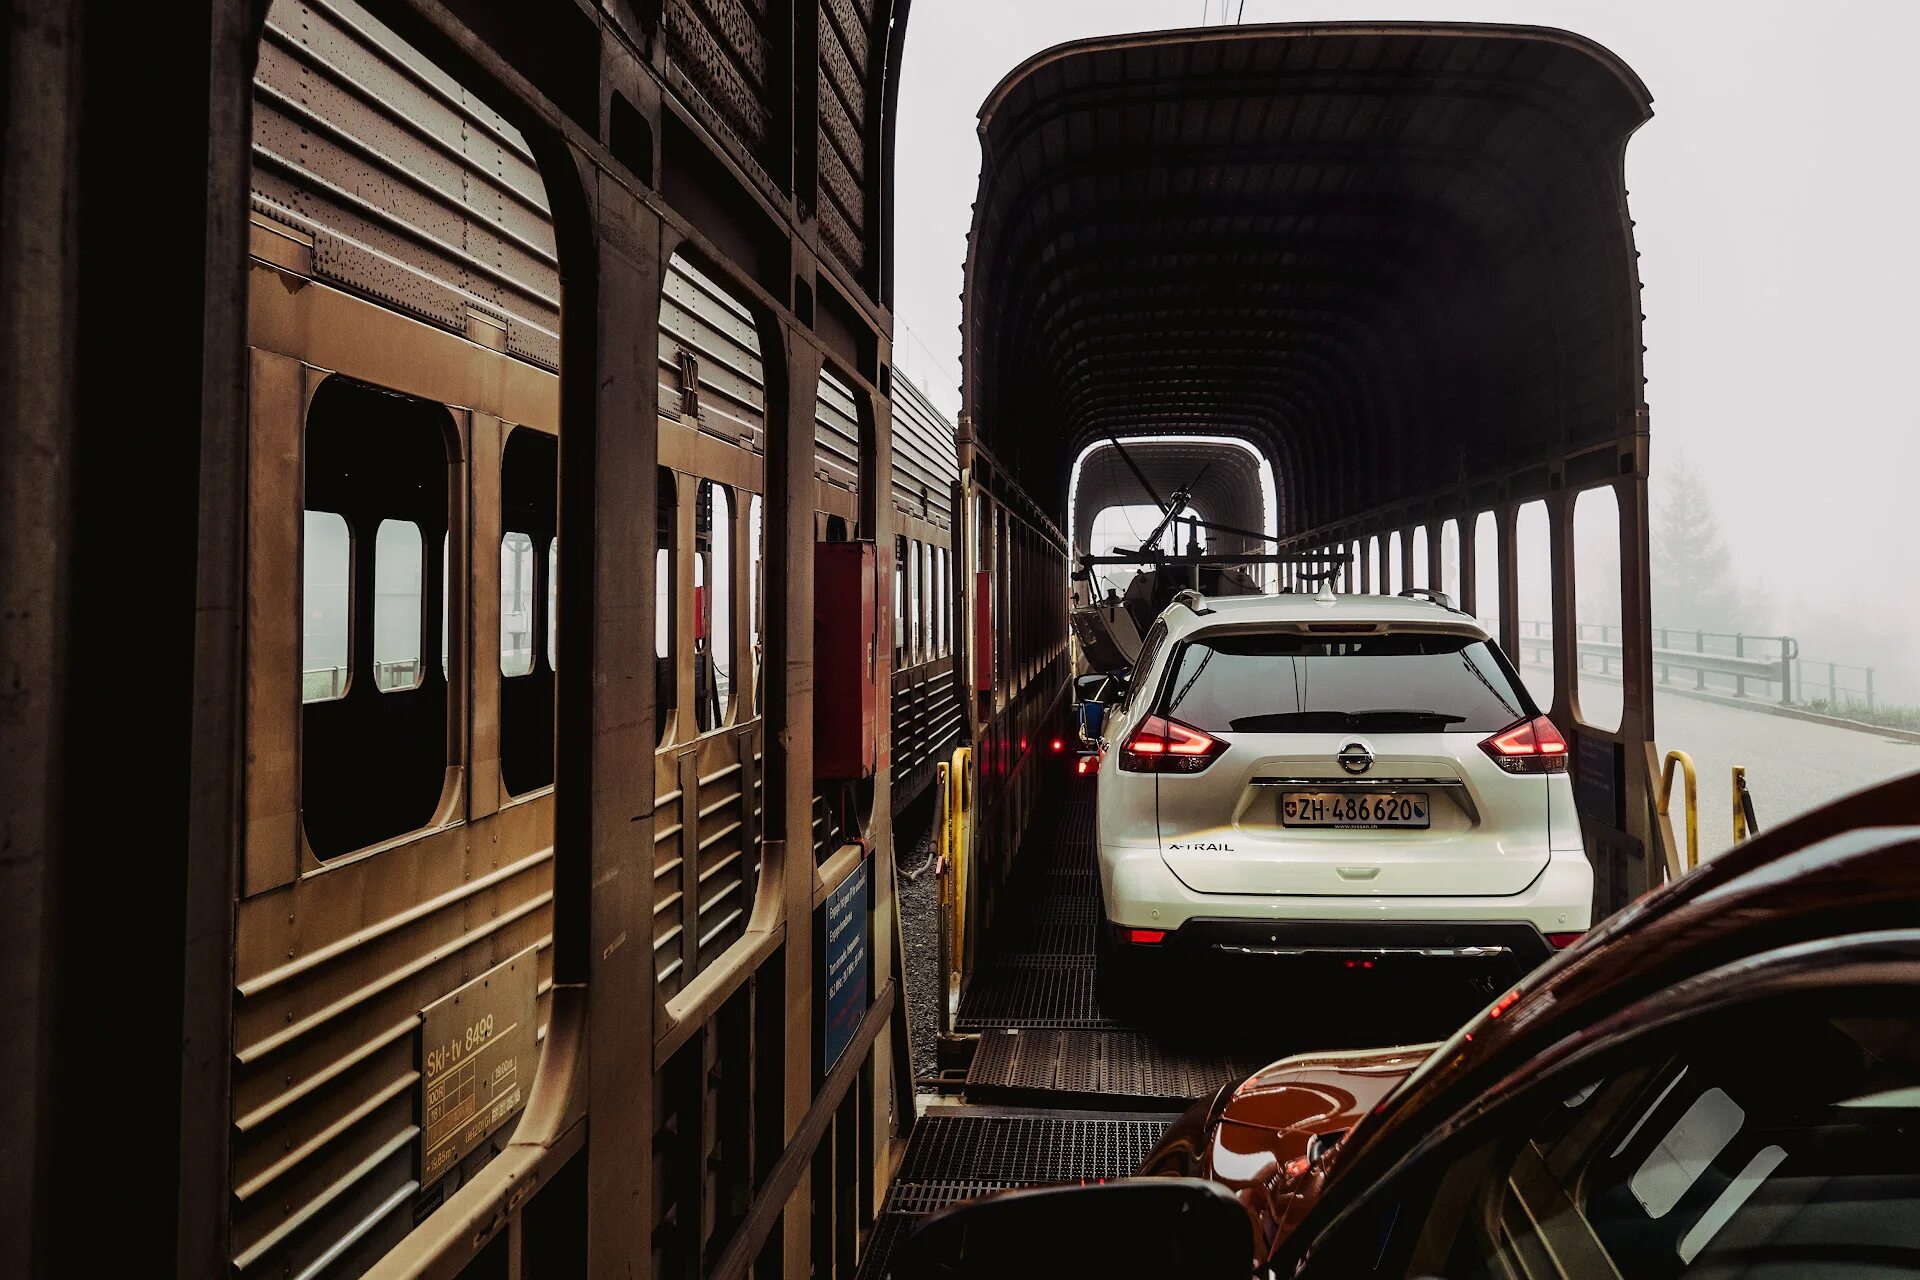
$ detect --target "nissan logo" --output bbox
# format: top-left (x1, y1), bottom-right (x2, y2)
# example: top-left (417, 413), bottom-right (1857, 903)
top-left (1337, 742), bottom-right (1373, 775)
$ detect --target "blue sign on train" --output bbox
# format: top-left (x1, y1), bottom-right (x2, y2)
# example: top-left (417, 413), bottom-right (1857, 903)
top-left (822, 857), bottom-right (869, 1073)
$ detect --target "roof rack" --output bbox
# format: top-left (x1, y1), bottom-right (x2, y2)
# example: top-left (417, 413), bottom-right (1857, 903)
top-left (1396, 587), bottom-right (1460, 613)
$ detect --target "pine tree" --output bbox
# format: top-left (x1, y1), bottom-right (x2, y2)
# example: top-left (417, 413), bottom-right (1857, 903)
top-left (1651, 457), bottom-right (1738, 631)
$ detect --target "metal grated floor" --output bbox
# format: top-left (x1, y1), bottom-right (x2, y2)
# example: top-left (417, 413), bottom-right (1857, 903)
top-left (964, 1029), bottom-right (1267, 1107)
top-left (856, 1109), bottom-right (1178, 1280)
top-left (948, 792), bottom-right (1120, 1029)
top-left (953, 789), bottom-right (1117, 1030)
top-left (955, 958), bottom-right (1123, 1030)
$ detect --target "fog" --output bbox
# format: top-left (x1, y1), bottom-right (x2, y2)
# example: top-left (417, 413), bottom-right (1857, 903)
top-left (894, 0), bottom-right (1920, 707)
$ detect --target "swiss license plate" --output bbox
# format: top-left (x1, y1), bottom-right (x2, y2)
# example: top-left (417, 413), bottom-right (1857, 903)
top-left (1282, 791), bottom-right (1430, 829)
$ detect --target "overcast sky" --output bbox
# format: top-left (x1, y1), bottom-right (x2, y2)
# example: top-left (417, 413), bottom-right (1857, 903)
top-left (893, 0), bottom-right (1920, 698)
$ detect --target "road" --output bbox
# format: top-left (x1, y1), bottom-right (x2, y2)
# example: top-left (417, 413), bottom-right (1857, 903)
top-left (1573, 681), bottom-right (1920, 858)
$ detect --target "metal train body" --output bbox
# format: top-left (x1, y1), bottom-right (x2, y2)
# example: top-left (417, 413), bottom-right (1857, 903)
top-left (225, 2), bottom-right (958, 1276)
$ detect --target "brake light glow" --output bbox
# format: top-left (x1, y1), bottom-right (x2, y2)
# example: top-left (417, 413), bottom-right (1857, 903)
top-left (1122, 928), bottom-right (1166, 945)
top-left (1545, 931), bottom-right (1585, 950)
top-left (1118, 715), bottom-right (1228, 773)
top-left (1050, 737), bottom-right (1065, 753)
top-left (1479, 715), bottom-right (1569, 774)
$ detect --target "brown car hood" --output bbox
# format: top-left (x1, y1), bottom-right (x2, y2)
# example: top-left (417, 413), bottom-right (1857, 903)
top-left (1185, 1045), bottom-right (1432, 1262)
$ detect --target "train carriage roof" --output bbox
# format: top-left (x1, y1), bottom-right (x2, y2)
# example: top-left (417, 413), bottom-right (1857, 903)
top-left (962, 23), bottom-right (1654, 545)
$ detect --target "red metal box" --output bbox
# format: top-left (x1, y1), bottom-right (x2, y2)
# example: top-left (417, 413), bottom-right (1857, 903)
top-left (814, 540), bottom-right (877, 779)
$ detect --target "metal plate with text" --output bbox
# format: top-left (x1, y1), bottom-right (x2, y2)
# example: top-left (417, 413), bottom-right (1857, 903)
top-left (418, 947), bottom-right (537, 1186)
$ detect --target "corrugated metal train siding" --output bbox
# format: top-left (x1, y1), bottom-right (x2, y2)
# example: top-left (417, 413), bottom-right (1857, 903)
top-left (889, 373), bottom-right (954, 530)
top-left (243, 6), bottom-right (564, 1275)
top-left (250, 0), bottom-right (561, 371)
top-left (891, 659), bottom-right (963, 808)
top-left (815, 367), bottom-right (864, 495)
top-left (658, 254), bottom-right (770, 454)
top-left (229, 830), bottom-right (555, 1280)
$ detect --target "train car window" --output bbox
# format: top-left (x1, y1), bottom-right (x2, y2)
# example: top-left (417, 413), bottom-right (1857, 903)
top-left (547, 537), bottom-right (557, 671)
top-left (1411, 525), bottom-right (1431, 591)
top-left (894, 535), bottom-right (907, 661)
top-left (501, 532), bottom-right (537, 678)
top-left (697, 480), bottom-right (735, 730)
top-left (1574, 487), bottom-right (1624, 732)
top-left (924, 541), bottom-right (935, 660)
top-left (749, 492), bottom-right (763, 713)
top-left (1475, 511), bottom-right (1501, 639)
top-left (501, 427), bottom-right (557, 794)
top-left (921, 545), bottom-right (936, 656)
top-left (657, 467), bottom-right (676, 746)
top-left (301, 375), bottom-right (451, 860)
top-left (908, 539), bottom-right (922, 661)
top-left (373, 520), bottom-right (426, 691)
top-left (303, 511), bottom-right (352, 702)
top-left (441, 530), bottom-right (451, 680)
top-left (1441, 519), bottom-right (1462, 603)
top-left (1388, 530), bottom-right (1404, 594)
top-left (1517, 500), bottom-right (1556, 709)
top-left (997, 509), bottom-right (1010, 691)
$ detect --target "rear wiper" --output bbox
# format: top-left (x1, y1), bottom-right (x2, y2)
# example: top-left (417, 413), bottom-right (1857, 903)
top-left (1226, 709), bottom-right (1464, 732)
top-left (1229, 711), bottom-right (1352, 732)
top-left (1347, 708), bottom-right (1465, 726)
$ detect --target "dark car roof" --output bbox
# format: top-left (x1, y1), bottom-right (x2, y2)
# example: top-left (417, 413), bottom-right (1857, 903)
top-left (1298, 769), bottom-right (1920, 1255)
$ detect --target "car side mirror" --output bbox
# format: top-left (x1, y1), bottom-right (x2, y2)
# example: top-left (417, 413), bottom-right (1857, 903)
top-left (889, 1178), bottom-right (1253, 1280)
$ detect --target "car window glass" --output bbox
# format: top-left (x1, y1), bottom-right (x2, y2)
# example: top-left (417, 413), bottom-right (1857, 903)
top-left (1420, 993), bottom-right (1920, 1280)
top-left (1159, 631), bottom-right (1534, 734)
top-left (1124, 622), bottom-right (1168, 716)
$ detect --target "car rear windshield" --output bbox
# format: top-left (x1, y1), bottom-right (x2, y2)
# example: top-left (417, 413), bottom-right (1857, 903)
top-left (1156, 630), bottom-right (1535, 734)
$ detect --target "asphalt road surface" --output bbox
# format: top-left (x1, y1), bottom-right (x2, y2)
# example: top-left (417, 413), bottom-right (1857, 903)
top-left (1577, 682), bottom-right (1919, 858)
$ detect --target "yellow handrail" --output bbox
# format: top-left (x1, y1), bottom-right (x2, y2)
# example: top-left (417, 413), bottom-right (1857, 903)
top-left (937, 747), bottom-right (973, 1030)
top-left (1658, 749), bottom-right (1700, 873)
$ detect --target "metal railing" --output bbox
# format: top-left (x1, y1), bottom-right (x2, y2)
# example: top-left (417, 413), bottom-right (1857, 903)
top-left (1793, 658), bottom-right (1879, 714)
top-left (1511, 622), bottom-right (1875, 712)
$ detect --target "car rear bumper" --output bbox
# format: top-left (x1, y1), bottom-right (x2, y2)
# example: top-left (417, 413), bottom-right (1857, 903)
top-left (1097, 839), bottom-right (1593, 937)
top-left (1125, 916), bottom-right (1559, 967)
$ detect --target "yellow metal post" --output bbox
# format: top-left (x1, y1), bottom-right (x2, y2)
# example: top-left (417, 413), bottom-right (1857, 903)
top-left (939, 747), bottom-right (973, 1030)
top-left (1732, 765), bottom-right (1754, 843)
top-left (1658, 749), bottom-right (1700, 873)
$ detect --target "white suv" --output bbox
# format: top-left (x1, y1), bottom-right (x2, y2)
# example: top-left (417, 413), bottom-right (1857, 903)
top-left (1094, 589), bottom-right (1591, 1000)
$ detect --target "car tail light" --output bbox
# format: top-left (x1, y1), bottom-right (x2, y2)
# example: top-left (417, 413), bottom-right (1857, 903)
top-left (1479, 715), bottom-right (1568, 774)
top-left (1122, 928), bottom-right (1166, 945)
top-left (1546, 931), bottom-right (1585, 950)
top-left (1118, 714), bottom-right (1228, 773)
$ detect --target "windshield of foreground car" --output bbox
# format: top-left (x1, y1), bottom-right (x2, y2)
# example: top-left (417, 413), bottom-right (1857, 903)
top-left (1158, 630), bottom-right (1536, 734)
